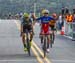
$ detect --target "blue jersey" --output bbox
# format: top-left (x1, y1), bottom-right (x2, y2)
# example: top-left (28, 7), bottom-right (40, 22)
top-left (36, 16), bottom-right (54, 24)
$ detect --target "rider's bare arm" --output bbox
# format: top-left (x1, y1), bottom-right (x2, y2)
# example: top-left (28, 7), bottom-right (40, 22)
top-left (21, 24), bottom-right (23, 33)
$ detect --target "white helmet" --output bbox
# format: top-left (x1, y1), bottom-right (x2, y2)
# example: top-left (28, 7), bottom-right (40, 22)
top-left (42, 9), bottom-right (49, 14)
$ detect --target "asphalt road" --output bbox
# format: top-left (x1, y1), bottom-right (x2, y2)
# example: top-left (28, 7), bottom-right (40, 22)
top-left (33, 23), bottom-right (75, 63)
top-left (0, 19), bottom-right (75, 63)
top-left (0, 20), bottom-right (38, 63)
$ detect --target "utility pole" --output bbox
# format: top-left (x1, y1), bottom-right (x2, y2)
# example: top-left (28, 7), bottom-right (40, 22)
top-left (34, 3), bottom-right (36, 15)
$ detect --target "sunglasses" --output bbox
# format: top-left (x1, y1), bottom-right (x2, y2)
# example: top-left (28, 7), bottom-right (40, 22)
top-left (44, 13), bottom-right (48, 14)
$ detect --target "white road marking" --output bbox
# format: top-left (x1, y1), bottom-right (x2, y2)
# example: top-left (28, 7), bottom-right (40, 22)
top-left (0, 59), bottom-right (37, 61)
top-left (52, 59), bottom-right (75, 62)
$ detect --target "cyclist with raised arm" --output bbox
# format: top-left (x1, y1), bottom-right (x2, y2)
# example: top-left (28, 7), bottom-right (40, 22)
top-left (21, 13), bottom-right (33, 51)
top-left (35, 9), bottom-right (55, 52)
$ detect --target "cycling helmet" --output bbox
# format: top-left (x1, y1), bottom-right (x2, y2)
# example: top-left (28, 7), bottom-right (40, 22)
top-left (42, 9), bottom-right (49, 14)
top-left (23, 13), bottom-right (29, 17)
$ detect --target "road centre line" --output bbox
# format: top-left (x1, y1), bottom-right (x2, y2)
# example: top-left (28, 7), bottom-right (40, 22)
top-left (31, 46), bottom-right (44, 63)
top-left (32, 42), bottom-right (52, 63)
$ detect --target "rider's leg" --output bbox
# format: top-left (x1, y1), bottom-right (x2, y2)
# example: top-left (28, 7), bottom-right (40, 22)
top-left (28, 25), bottom-right (33, 42)
top-left (52, 27), bottom-right (55, 43)
top-left (40, 35), bottom-right (43, 44)
top-left (29, 26), bottom-right (33, 42)
top-left (30, 31), bottom-right (33, 42)
top-left (46, 35), bottom-right (50, 52)
top-left (40, 29), bottom-right (44, 44)
top-left (47, 35), bottom-right (50, 49)
top-left (53, 30), bottom-right (55, 39)
top-left (32, 25), bottom-right (35, 35)
top-left (51, 26), bottom-right (55, 43)
top-left (22, 33), bottom-right (26, 48)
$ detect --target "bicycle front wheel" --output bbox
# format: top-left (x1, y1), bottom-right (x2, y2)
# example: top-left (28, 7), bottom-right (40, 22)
top-left (27, 38), bottom-right (31, 56)
top-left (43, 37), bottom-right (47, 57)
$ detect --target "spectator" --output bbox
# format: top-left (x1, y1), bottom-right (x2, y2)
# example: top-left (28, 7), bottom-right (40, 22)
top-left (58, 14), bottom-right (63, 30)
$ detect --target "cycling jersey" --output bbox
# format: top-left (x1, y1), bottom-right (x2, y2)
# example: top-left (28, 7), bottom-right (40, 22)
top-left (36, 16), bottom-right (54, 34)
top-left (22, 17), bottom-right (33, 33)
top-left (37, 16), bottom-right (54, 24)
top-left (22, 17), bottom-right (32, 26)
top-left (49, 20), bottom-right (56, 31)
top-left (49, 20), bottom-right (56, 26)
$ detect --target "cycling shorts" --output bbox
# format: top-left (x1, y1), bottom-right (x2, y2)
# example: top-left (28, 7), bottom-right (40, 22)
top-left (40, 23), bottom-right (50, 35)
top-left (49, 25), bottom-right (56, 31)
top-left (23, 25), bottom-right (32, 33)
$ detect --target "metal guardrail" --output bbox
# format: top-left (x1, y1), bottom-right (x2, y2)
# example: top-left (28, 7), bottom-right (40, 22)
top-left (72, 22), bottom-right (75, 40)
top-left (64, 20), bottom-right (75, 40)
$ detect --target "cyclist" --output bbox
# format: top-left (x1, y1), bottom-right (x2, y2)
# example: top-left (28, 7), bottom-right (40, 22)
top-left (35, 9), bottom-right (55, 52)
top-left (49, 13), bottom-right (57, 31)
top-left (49, 13), bottom-right (57, 44)
top-left (21, 13), bottom-right (33, 51)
